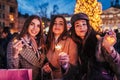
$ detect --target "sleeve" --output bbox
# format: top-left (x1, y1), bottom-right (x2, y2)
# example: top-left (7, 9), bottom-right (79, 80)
top-left (63, 38), bottom-right (78, 79)
top-left (7, 41), bottom-right (19, 69)
top-left (103, 47), bottom-right (120, 79)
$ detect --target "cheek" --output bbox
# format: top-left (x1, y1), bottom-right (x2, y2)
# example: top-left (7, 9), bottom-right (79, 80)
top-left (37, 28), bottom-right (40, 32)
top-left (52, 27), bottom-right (55, 32)
top-left (60, 27), bottom-right (64, 33)
top-left (75, 28), bottom-right (79, 35)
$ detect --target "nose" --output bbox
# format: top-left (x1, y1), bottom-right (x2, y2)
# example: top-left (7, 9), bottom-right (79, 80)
top-left (78, 25), bottom-right (84, 29)
top-left (33, 25), bottom-right (37, 29)
top-left (55, 24), bottom-right (60, 27)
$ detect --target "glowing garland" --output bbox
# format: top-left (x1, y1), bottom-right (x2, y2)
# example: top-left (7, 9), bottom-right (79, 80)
top-left (74, 0), bottom-right (103, 32)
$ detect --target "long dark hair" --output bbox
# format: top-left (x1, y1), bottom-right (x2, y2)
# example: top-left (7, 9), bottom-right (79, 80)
top-left (46, 15), bottom-right (68, 50)
top-left (70, 16), bottom-right (98, 75)
top-left (17, 15), bottom-right (45, 50)
top-left (71, 17), bottom-right (98, 62)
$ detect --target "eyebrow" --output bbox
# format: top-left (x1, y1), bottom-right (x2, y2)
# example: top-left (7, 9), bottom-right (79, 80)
top-left (75, 22), bottom-right (79, 25)
top-left (54, 21), bottom-right (64, 23)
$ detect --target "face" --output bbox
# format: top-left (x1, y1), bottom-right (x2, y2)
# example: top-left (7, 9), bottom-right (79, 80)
top-left (28, 19), bottom-right (40, 37)
top-left (52, 17), bottom-right (64, 37)
top-left (74, 20), bottom-right (88, 39)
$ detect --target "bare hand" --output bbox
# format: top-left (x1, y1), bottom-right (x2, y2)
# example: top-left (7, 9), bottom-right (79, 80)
top-left (59, 52), bottom-right (69, 69)
top-left (42, 63), bottom-right (52, 73)
top-left (102, 31), bottom-right (116, 53)
top-left (13, 39), bottom-right (24, 58)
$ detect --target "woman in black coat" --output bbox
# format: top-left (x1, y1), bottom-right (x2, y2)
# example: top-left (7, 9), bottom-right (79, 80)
top-left (70, 13), bottom-right (120, 80)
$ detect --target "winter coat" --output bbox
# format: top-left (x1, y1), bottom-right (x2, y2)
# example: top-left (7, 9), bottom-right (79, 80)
top-left (77, 39), bottom-right (120, 80)
top-left (7, 37), bottom-right (46, 80)
top-left (46, 37), bottom-right (78, 80)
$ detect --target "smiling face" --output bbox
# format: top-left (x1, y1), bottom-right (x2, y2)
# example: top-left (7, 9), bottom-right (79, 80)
top-left (74, 20), bottom-right (88, 39)
top-left (52, 17), bottom-right (64, 37)
top-left (28, 19), bottom-right (40, 37)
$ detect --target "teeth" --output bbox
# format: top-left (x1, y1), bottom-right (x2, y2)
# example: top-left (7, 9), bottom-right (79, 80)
top-left (31, 31), bottom-right (36, 34)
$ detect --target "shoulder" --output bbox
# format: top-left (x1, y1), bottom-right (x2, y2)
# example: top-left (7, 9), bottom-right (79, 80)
top-left (64, 37), bottom-right (77, 46)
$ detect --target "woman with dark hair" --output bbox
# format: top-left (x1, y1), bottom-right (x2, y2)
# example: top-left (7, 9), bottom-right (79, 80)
top-left (7, 15), bottom-right (46, 80)
top-left (42, 15), bottom-right (78, 80)
top-left (70, 13), bottom-right (120, 80)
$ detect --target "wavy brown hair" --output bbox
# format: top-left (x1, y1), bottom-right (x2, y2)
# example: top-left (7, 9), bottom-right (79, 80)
top-left (17, 15), bottom-right (46, 51)
top-left (46, 15), bottom-right (68, 50)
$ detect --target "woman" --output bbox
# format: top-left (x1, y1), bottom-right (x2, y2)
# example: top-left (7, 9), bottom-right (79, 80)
top-left (70, 13), bottom-right (120, 80)
top-left (43, 15), bottom-right (78, 80)
top-left (7, 15), bottom-right (46, 80)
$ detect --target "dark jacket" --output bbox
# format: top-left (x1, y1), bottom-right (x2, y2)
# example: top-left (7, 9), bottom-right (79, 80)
top-left (77, 39), bottom-right (120, 80)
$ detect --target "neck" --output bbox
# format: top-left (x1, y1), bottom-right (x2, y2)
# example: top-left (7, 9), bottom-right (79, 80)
top-left (55, 34), bottom-right (60, 40)
top-left (54, 35), bottom-right (60, 44)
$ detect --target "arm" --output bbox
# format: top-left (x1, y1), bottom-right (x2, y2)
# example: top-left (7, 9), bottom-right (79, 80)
top-left (102, 31), bottom-right (120, 79)
top-left (62, 38), bottom-right (78, 79)
top-left (7, 41), bottom-right (19, 68)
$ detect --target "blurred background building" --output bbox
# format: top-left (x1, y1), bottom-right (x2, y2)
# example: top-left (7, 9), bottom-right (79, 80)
top-left (0, 0), bottom-right (18, 28)
top-left (101, 0), bottom-right (120, 32)
top-left (0, 0), bottom-right (120, 34)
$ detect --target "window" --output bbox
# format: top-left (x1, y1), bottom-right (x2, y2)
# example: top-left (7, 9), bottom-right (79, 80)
top-left (0, 4), bottom-right (5, 10)
top-left (0, 13), bottom-right (5, 19)
top-left (0, 22), bottom-right (5, 27)
top-left (10, 6), bottom-right (15, 13)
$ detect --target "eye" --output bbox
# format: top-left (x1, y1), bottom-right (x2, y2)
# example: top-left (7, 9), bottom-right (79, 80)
top-left (59, 23), bottom-right (64, 26)
top-left (75, 24), bottom-right (80, 28)
top-left (83, 23), bottom-right (87, 26)
top-left (37, 25), bottom-right (40, 28)
top-left (30, 22), bottom-right (34, 26)
top-left (54, 23), bottom-right (57, 25)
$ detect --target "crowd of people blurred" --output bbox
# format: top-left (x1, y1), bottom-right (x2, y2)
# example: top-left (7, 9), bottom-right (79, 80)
top-left (0, 13), bottom-right (120, 80)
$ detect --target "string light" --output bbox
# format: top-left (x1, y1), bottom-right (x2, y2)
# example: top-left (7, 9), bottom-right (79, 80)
top-left (74, 0), bottom-right (103, 32)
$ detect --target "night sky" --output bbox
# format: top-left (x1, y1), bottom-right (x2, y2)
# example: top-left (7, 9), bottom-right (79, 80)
top-left (17, 0), bottom-right (111, 18)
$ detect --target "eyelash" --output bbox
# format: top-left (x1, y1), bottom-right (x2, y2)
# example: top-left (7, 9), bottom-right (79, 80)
top-left (54, 23), bottom-right (64, 26)
top-left (30, 23), bottom-right (34, 26)
top-left (76, 23), bottom-right (87, 27)
top-left (30, 23), bottom-right (40, 28)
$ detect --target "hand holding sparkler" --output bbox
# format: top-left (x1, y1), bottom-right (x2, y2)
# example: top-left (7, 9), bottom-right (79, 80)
top-left (102, 30), bottom-right (116, 54)
top-left (13, 39), bottom-right (24, 58)
top-left (59, 52), bottom-right (69, 69)
top-left (55, 44), bottom-right (62, 51)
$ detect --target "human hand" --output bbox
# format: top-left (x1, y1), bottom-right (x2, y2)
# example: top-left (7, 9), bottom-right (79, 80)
top-left (59, 52), bottom-right (69, 69)
top-left (13, 39), bottom-right (24, 58)
top-left (102, 30), bottom-right (116, 53)
top-left (42, 63), bottom-right (52, 73)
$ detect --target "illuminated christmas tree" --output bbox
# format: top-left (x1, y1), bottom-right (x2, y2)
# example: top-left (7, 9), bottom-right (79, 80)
top-left (74, 0), bottom-right (102, 32)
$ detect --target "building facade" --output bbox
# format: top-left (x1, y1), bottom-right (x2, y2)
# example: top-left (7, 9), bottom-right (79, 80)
top-left (0, 0), bottom-right (18, 28)
top-left (101, 7), bottom-right (120, 32)
top-left (101, 0), bottom-right (120, 32)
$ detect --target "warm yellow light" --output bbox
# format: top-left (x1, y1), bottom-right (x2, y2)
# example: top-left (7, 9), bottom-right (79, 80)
top-left (9, 14), bottom-right (14, 21)
top-left (74, 0), bottom-right (102, 32)
top-left (55, 44), bottom-right (62, 51)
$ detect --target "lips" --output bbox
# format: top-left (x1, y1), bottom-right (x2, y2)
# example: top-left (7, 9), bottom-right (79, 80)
top-left (80, 30), bottom-right (86, 33)
top-left (55, 28), bottom-right (60, 30)
top-left (31, 30), bottom-right (38, 34)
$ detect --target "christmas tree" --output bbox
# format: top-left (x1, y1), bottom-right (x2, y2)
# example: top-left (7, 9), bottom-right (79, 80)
top-left (74, 0), bottom-right (102, 32)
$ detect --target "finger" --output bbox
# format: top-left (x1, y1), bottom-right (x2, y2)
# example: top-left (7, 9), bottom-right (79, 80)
top-left (60, 59), bottom-right (69, 63)
top-left (13, 41), bottom-right (23, 48)
top-left (60, 55), bottom-right (69, 60)
top-left (44, 66), bottom-right (51, 73)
